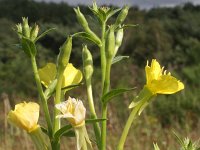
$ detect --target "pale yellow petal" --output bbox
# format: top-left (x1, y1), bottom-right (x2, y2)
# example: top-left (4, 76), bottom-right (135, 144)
top-left (145, 59), bottom-right (162, 84)
top-left (62, 63), bottom-right (82, 87)
top-left (148, 75), bottom-right (184, 94)
top-left (38, 63), bottom-right (57, 88)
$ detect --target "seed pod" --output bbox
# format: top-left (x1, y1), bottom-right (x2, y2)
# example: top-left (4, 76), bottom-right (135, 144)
top-left (106, 26), bottom-right (115, 60)
top-left (30, 24), bottom-right (39, 41)
top-left (114, 27), bottom-right (124, 57)
top-left (22, 17), bottom-right (30, 38)
top-left (57, 36), bottom-right (72, 72)
top-left (115, 5), bottom-right (129, 27)
top-left (74, 7), bottom-right (89, 31)
top-left (82, 45), bottom-right (93, 82)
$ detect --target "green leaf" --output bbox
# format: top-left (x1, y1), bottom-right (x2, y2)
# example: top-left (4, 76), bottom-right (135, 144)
top-left (21, 37), bottom-right (37, 57)
top-left (112, 56), bottom-right (129, 64)
top-left (102, 87), bottom-right (136, 104)
top-left (73, 32), bottom-right (101, 46)
top-left (172, 130), bottom-right (186, 150)
top-left (62, 130), bottom-right (75, 137)
top-left (54, 124), bottom-right (72, 141)
top-left (121, 24), bottom-right (139, 29)
top-left (85, 118), bottom-right (106, 124)
top-left (62, 82), bottom-right (84, 91)
top-left (34, 28), bottom-right (56, 42)
top-left (40, 126), bottom-right (48, 135)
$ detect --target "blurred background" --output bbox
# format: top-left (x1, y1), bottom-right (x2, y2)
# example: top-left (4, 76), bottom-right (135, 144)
top-left (0, 0), bottom-right (200, 149)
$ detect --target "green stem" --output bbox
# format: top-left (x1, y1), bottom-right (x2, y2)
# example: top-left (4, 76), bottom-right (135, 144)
top-left (53, 72), bottom-right (64, 133)
top-left (31, 56), bottom-right (53, 138)
top-left (86, 82), bottom-right (101, 148)
top-left (117, 107), bottom-right (139, 150)
top-left (101, 60), bottom-right (111, 150)
top-left (100, 21), bottom-right (106, 92)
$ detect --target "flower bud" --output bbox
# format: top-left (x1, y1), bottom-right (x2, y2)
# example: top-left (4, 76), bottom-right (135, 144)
top-left (74, 7), bottom-right (89, 31)
top-left (114, 27), bottom-right (124, 57)
top-left (22, 17), bottom-right (30, 38)
top-left (56, 97), bottom-right (86, 127)
top-left (106, 25), bottom-right (115, 60)
top-left (30, 24), bottom-right (39, 41)
top-left (82, 45), bottom-right (93, 82)
top-left (57, 36), bottom-right (72, 72)
top-left (115, 5), bottom-right (129, 27)
top-left (16, 23), bottom-right (22, 39)
top-left (7, 102), bottom-right (40, 133)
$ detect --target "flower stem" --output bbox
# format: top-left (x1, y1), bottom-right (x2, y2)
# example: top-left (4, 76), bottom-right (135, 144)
top-left (117, 107), bottom-right (139, 150)
top-left (86, 81), bottom-right (101, 148)
top-left (101, 60), bottom-right (111, 150)
top-left (53, 72), bottom-right (64, 133)
top-left (31, 56), bottom-right (53, 138)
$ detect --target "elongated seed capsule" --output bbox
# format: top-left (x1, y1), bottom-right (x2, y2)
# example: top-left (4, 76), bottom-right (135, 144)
top-left (30, 24), bottom-right (39, 41)
top-left (57, 36), bottom-right (72, 72)
top-left (22, 17), bottom-right (30, 38)
top-left (74, 7), bottom-right (89, 31)
top-left (82, 45), bottom-right (93, 82)
top-left (114, 27), bottom-right (124, 57)
top-left (106, 26), bottom-right (115, 60)
top-left (115, 5), bottom-right (129, 27)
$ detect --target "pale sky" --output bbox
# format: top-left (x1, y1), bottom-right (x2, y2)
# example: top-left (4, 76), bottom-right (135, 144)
top-left (34, 0), bottom-right (200, 9)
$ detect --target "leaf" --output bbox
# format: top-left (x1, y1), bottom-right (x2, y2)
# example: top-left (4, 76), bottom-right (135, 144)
top-left (62, 130), bottom-right (75, 137)
top-left (21, 37), bottom-right (37, 57)
top-left (44, 79), bottom-right (57, 100)
top-left (73, 32), bottom-right (101, 46)
top-left (62, 82), bottom-right (84, 91)
top-left (112, 56), bottom-right (129, 64)
top-left (172, 130), bottom-right (186, 150)
top-left (121, 24), bottom-right (139, 29)
top-left (85, 118), bottom-right (106, 124)
top-left (40, 126), bottom-right (48, 135)
top-left (54, 124), bottom-right (72, 141)
top-left (34, 28), bottom-right (56, 42)
top-left (102, 87), bottom-right (136, 104)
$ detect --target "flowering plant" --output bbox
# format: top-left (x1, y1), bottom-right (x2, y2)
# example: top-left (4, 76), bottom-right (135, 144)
top-left (7, 2), bottom-right (185, 150)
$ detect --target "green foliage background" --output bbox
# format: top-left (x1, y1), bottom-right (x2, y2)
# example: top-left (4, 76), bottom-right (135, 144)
top-left (0, 0), bottom-right (200, 148)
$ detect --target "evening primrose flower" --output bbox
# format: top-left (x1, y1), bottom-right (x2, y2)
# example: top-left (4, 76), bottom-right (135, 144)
top-left (38, 63), bottom-right (82, 88)
top-left (56, 97), bottom-right (92, 150)
top-left (55, 97), bottom-right (86, 127)
top-left (129, 59), bottom-right (184, 113)
top-left (7, 102), bottom-right (39, 133)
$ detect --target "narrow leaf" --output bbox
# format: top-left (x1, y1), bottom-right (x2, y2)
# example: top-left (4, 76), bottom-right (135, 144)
top-left (112, 56), bottom-right (129, 64)
top-left (102, 87), bottom-right (136, 104)
top-left (62, 130), bottom-right (75, 137)
top-left (40, 126), bottom-right (48, 135)
top-left (54, 124), bottom-right (72, 140)
top-left (62, 82), bottom-right (84, 91)
top-left (35, 28), bottom-right (56, 42)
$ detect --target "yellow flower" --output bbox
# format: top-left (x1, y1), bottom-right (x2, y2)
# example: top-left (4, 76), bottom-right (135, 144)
top-left (38, 63), bottom-right (82, 88)
top-left (145, 59), bottom-right (184, 94)
top-left (7, 102), bottom-right (40, 133)
top-left (55, 97), bottom-right (86, 127)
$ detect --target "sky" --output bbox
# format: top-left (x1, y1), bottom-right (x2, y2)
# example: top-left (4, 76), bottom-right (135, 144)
top-left (34, 0), bottom-right (200, 9)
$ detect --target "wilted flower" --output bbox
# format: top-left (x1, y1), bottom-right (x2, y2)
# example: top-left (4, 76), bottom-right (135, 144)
top-left (7, 102), bottom-right (40, 133)
top-left (38, 63), bottom-right (82, 88)
top-left (55, 97), bottom-right (86, 127)
top-left (145, 59), bottom-right (184, 94)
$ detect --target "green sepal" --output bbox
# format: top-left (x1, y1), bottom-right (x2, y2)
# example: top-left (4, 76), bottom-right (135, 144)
top-left (112, 56), bottom-right (129, 65)
top-left (34, 28), bottom-right (56, 42)
top-left (21, 37), bottom-right (37, 57)
top-left (73, 32), bottom-right (102, 46)
top-left (102, 87), bottom-right (136, 104)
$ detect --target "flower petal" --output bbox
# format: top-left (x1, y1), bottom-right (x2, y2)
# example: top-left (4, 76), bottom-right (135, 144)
top-left (148, 75), bottom-right (184, 94)
top-left (62, 63), bottom-right (82, 88)
top-left (38, 63), bottom-right (57, 88)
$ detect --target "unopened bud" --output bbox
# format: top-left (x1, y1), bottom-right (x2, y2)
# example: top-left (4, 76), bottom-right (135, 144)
top-left (115, 5), bottom-right (129, 27)
top-left (82, 45), bottom-right (93, 82)
top-left (74, 7), bottom-right (89, 31)
top-left (57, 36), bottom-right (72, 72)
top-left (30, 24), bottom-right (39, 41)
top-left (16, 23), bottom-right (22, 39)
top-left (106, 26), bottom-right (115, 60)
top-left (114, 27), bottom-right (124, 57)
top-left (22, 17), bottom-right (30, 38)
